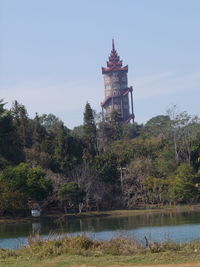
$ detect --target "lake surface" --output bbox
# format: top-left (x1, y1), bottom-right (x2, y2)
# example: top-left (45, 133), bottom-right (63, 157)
top-left (1, 210), bottom-right (200, 250)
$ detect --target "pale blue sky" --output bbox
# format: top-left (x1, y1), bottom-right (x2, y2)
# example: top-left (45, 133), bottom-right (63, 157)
top-left (1, 0), bottom-right (200, 128)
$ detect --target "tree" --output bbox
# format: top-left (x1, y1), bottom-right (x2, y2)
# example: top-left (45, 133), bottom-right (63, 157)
top-left (167, 106), bottom-right (200, 164)
top-left (26, 166), bottom-right (52, 201)
top-left (142, 176), bottom-right (170, 205)
top-left (0, 99), bottom-right (5, 113)
top-left (60, 182), bottom-right (85, 213)
top-left (52, 122), bottom-right (68, 172)
top-left (123, 158), bottom-right (155, 207)
top-left (97, 111), bottom-right (124, 152)
top-left (0, 163), bottom-right (52, 205)
top-left (70, 162), bottom-right (110, 211)
top-left (11, 101), bottom-right (31, 148)
top-left (143, 115), bottom-right (171, 138)
top-left (122, 122), bottom-right (142, 139)
top-left (83, 102), bottom-right (98, 157)
top-left (93, 152), bottom-right (119, 184)
top-left (72, 125), bottom-right (85, 138)
top-left (190, 133), bottom-right (200, 171)
top-left (0, 100), bottom-right (24, 164)
top-left (39, 113), bottom-right (63, 132)
top-left (52, 123), bottom-right (83, 172)
top-left (170, 163), bottom-right (198, 203)
top-left (0, 182), bottom-right (27, 214)
top-left (109, 111), bottom-right (123, 140)
top-left (32, 113), bottom-right (47, 152)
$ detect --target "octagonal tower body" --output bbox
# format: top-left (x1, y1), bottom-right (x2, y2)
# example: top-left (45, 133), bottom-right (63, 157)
top-left (101, 40), bottom-right (134, 123)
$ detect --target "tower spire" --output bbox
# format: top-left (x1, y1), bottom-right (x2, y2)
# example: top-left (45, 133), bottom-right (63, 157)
top-left (112, 38), bottom-right (115, 50)
top-left (102, 40), bottom-right (128, 73)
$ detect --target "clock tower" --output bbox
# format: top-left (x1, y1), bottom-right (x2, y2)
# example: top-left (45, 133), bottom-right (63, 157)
top-left (101, 40), bottom-right (134, 123)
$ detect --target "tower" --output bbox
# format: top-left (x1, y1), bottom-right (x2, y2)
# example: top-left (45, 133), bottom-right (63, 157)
top-left (101, 39), bottom-right (134, 123)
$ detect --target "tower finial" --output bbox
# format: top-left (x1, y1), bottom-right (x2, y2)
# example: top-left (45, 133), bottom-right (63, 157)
top-left (112, 38), bottom-right (115, 50)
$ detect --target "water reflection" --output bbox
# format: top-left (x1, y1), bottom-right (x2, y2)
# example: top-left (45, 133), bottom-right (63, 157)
top-left (32, 222), bottom-right (41, 233)
top-left (57, 211), bottom-right (200, 233)
top-left (1, 210), bottom-right (200, 249)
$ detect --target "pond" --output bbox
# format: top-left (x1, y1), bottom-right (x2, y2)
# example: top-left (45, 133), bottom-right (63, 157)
top-left (1, 210), bottom-right (200, 250)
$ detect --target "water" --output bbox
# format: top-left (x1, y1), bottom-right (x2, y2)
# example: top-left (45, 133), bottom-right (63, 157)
top-left (1, 210), bottom-right (200, 250)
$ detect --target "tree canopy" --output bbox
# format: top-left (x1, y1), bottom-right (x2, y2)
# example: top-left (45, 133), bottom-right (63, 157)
top-left (0, 99), bottom-right (200, 214)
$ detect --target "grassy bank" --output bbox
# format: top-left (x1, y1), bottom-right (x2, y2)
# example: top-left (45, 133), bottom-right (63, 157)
top-left (80, 204), bottom-right (200, 218)
top-left (1, 234), bottom-right (200, 267)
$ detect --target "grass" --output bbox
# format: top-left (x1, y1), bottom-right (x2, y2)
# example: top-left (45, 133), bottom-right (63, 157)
top-left (94, 204), bottom-right (200, 217)
top-left (1, 250), bottom-right (200, 267)
top-left (1, 233), bottom-right (200, 267)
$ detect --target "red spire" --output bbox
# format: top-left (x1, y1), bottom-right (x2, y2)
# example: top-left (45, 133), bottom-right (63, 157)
top-left (107, 39), bottom-right (122, 68)
top-left (102, 39), bottom-right (128, 74)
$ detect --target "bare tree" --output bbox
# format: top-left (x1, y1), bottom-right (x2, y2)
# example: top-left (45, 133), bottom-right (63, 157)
top-left (123, 158), bottom-right (155, 207)
top-left (167, 105), bottom-right (200, 164)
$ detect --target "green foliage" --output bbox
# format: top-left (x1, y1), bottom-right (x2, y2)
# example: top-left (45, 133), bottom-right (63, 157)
top-left (109, 111), bottom-right (123, 140)
top-left (0, 182), bottom-right (27, 212)
top-left (83, 102), bottom-right (97, 156)
top-left (100, 111), bottom-right (123, 145)
top-left (39, 113), bottom-right (63, 132)
top-left (72, 125), bottom-right (85, 138)
top-left (143, 115), bottom-right (171, 138)
top-left (0, 101), bottom-right (24, 164)
top-left (142, 176), bottom-right (170, 204)
top-left (122, 122), bottom-right (142, 139)
top-left (32, 114), bottom-right (47, 151)
top-left (26, 167), bottom-right (52, 201)
top-left (171, 163), bottom-right (199, 203)
top-left (0, 99), bottom-right (5, 113)
top-left (53, 123), bottom-right (70, 172)
top-left (191, 133), bottom-right (200, 171)
top-left (11, 101), bottom-right (31, 148)
top-left (0, 163), bottom-right (52, 204)
top-left (1, 98), bottom-right (200, 213)
top-left (52, 124), bottom-right (84, 173)
top-left (0, 155), bottom-right (10, 169)
top-left (153, 145), bottom-right (177, 177)
top-left (93, 152), bottom-right (119, 183)
top-left (111, 136), bottom-right (165, 166)
top-left (60, 182), bottom-right (85, 207)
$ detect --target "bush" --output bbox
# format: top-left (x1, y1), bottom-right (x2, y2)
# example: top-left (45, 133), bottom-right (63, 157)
top-left (149, 241), bottom-right (181, 253)
top-left (0, 163), bottom-right (52, 213)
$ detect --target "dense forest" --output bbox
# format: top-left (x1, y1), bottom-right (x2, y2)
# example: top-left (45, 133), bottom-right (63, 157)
top-left (0, 98), bottom-right (200, 215)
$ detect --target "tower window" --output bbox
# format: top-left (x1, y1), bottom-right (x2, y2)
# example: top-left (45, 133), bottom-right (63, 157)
top-left (105, 84), bottom-right (111, 89)
top-left (112, 77), bottom-right (119, 82)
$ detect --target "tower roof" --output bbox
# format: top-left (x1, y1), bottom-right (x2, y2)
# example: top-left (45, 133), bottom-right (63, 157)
top-left (102, 39), bottom-right (128, 74)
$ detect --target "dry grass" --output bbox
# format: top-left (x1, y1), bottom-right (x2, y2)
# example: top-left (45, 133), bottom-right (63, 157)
top-left (1, 233), bottom-right (200, 267)
top-left (21, 232), bottom-right (143, 258)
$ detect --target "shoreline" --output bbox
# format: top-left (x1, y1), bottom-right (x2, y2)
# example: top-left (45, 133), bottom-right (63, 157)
top-left (1, 204), bottom-right (200, 225)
